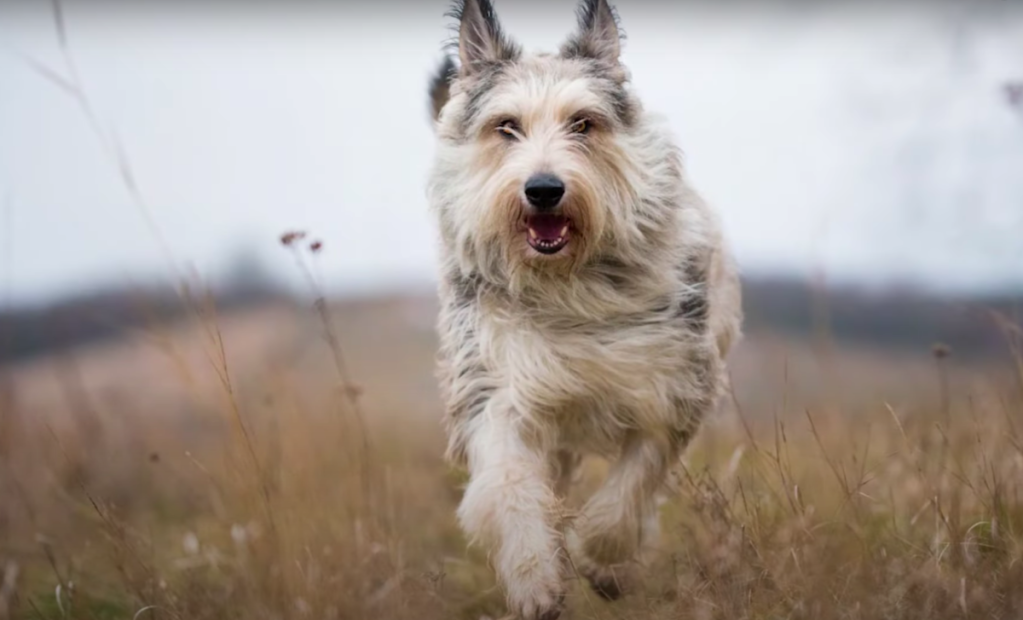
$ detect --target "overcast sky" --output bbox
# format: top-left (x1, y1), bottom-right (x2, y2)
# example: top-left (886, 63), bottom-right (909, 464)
top-left (1, 0), bottom-right (1021, 306)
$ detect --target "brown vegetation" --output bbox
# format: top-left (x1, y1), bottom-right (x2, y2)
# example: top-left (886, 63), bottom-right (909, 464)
top-left (1, 282), bottom-right (1022, 619)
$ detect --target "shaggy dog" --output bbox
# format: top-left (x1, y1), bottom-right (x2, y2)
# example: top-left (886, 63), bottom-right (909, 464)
top-left (426, 1), bottom-right (742, 617)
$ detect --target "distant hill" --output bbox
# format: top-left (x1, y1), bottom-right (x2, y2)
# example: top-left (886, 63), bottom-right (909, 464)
top-left (0, 275), bottom-right (1019, 367)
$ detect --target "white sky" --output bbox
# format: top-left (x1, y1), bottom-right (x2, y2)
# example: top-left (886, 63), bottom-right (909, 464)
top-left (1, 0), bottom-right (1022, 306)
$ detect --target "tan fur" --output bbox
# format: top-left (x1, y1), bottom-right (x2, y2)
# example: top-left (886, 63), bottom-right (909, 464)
top-left (426, 2), bottom-right (742, 618)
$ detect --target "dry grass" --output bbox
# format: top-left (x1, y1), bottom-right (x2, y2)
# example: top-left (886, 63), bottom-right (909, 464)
top-left (1, 283), bottom-right (1022, 620)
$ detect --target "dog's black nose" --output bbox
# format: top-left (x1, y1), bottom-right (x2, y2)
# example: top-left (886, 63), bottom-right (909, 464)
top-left (524, 174), bottom-right (566, 211)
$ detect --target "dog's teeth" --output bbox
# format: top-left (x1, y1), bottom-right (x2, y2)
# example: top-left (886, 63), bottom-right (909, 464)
top-left (528, 228), bottom-right (538, 240)
top-left (560, 226), bottom-right (569, 237)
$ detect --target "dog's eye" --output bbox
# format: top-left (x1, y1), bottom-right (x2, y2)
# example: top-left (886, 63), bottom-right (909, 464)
top-left (496, 119), bottom-right (520, 139)
top-left (569, 118), bottom-right (591, 135)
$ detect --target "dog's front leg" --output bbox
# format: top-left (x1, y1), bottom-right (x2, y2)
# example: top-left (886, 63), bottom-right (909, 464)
top-left (458, 400), bottom-right (566, 620)
top-left (568, 431), bottom-right (675, 600)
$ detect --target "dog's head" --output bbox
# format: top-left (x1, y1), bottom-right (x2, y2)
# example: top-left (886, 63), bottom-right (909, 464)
top-left (428, 0), bottom-right (664, 283)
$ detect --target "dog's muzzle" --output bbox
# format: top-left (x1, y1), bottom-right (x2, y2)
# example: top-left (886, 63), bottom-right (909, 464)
top-left (524, 174), bottom-right (571, 255)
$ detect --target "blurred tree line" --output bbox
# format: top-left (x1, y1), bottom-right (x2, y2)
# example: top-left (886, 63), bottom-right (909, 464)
top-left (0, 273), bottom-right (1018, 367)
top-left (0, 244), bottom-right (288, 366)
top-left (742, 277), bottom-right (1020, 360)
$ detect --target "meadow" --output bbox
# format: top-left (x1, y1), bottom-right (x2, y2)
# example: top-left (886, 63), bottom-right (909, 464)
top-left (1, 265), bottom-right (1022, 620)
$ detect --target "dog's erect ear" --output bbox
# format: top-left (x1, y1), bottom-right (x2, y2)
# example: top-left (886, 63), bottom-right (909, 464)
top-left (562, 0), bottom-right (623, 64)
top-left (428, 55), bottom-right (458, 123)
top-left (451, 0), bottom-right (519, 74)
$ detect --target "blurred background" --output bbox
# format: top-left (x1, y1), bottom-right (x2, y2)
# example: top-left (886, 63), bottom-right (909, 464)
top-left (0, 0), bottom-right (1021, 367)
top-left (0, 0), bottom-right (1021, 363)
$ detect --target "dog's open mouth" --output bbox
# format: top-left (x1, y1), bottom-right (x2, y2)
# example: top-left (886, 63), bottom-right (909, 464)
top-left (525, 214), bottom-right (571, 255)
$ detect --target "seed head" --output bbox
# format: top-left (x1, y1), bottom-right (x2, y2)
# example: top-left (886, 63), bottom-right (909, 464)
top-left (280, 230), bottom-right (307, 247)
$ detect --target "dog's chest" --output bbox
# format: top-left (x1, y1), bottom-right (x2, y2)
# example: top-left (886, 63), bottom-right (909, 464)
top-left (479, 312), bottom-right (688, 426)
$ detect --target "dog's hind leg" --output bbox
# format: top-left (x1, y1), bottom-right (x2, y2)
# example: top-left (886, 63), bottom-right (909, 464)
top-left (457, 397), bottom-right (567, 620)
top-left (552, 449), bottom-right (581, 500)
top-left (567, 431), bottom-right (677, 600)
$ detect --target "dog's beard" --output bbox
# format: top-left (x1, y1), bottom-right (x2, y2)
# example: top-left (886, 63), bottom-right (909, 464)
top-left (465, 174), bottom-right (608, 286)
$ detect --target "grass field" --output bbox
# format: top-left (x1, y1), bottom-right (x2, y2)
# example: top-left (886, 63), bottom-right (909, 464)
top-left (1, 288), bottom-right (1022, 620)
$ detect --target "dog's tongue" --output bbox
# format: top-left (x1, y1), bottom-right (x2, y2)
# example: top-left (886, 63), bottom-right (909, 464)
top-left (527, 214), bottom-right (570, 240)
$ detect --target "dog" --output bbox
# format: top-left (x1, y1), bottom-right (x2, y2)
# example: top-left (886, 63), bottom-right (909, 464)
top-left (425, 1), bottom-right (742, 618)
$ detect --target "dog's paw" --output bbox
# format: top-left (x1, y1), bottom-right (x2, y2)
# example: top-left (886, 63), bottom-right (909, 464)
top-left (583, 564), bottom-right (627, 601)
top-left (565, 529), bottom-right (635, 602)
top-left (499, 545), bottom-right (567, 620)
top-left (506, 585), bottom-right (565, 620)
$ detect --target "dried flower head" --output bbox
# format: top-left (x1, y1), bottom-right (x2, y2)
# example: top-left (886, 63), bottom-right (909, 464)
top-left (1005, 81), bottom-right (1023, 108)
top-left (280, 230), bottom-right (307, 247)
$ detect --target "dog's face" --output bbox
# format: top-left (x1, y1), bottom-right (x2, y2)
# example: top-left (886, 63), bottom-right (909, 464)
top-left (429, 0), bottom-right (648, 280)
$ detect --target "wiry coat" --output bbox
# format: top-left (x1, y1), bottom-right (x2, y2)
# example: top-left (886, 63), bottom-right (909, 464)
top-left (426, 1), bottom-right (742, 618)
